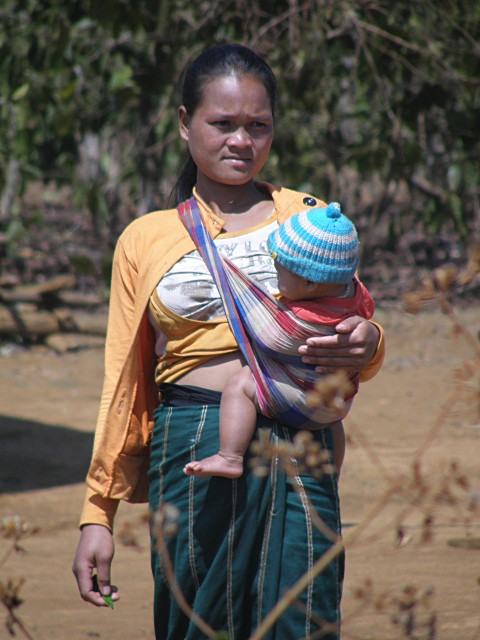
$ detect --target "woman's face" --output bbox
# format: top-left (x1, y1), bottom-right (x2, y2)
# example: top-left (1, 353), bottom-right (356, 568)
top-left (178, 74), bottom-right (274, 190)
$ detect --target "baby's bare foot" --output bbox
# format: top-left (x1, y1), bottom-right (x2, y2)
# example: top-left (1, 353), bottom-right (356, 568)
top-left (183, 452), bottom-right (244, 478)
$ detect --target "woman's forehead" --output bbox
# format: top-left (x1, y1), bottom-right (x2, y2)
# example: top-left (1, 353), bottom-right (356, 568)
top-left (199, 75), bottom-right (271, 107)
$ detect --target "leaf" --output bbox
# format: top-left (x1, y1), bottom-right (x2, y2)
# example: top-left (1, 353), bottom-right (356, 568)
top-left (92, 573), bottom-right (114, 609)
top-left (12, 83), bottom-right (30, 101)
top-left (109, 65), bottom-right (134, 92)
top-left (59, 80), bottom-right (78, 100)
top-left (70, 253), bottom-right (96, 276)
top-left (102, 593), bottom-right (115, 609)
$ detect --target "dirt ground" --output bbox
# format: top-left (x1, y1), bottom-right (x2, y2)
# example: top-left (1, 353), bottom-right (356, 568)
top-left (1, 302), bottom-right (479, 640)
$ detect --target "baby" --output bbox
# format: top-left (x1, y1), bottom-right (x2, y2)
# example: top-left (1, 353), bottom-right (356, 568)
top-left (184, 202), bottom-right (374, 478)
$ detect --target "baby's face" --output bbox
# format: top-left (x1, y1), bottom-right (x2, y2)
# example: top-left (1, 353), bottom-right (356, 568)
top-left (274, 262), bottom-right (347, 300)
top-left (274, 263), bottom-right (314, 300)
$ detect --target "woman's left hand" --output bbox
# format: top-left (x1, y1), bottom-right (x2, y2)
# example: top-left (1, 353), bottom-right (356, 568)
top-left (298, 316), bottom-right (380, 374)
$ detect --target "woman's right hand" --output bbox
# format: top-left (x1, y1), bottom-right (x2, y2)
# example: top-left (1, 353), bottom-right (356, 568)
top-left (72, 524), bottom-right (118, 606)
top-left (298, 316), bottom-right (380, 374)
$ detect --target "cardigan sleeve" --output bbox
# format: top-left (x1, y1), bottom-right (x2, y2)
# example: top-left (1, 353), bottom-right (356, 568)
top-left (80, 231), bottom-right (154, 527)
top-left (358, 321), bottom-right (385, 382)
top-left (80, 486), bottom-right (119, 532)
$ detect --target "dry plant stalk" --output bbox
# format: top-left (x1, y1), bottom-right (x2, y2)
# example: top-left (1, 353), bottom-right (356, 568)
top-left (306, 370), bottom-right (355, 415)
top-left (145, 247), bottom-right (480, 639)
top-left (346, 580), bottom-right (437, 640)
top-left (149, 424), bottom-right (397, 640)
top-left (402, 245), bottom-right (480, 358)
top-left (150, 505), bottom-right (225, 640)
top-left (1, 516), bottom-right (37, 640)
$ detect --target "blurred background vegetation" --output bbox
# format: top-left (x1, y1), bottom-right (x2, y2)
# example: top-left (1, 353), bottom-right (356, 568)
top-left (0, 0), bottom-right (479, 290)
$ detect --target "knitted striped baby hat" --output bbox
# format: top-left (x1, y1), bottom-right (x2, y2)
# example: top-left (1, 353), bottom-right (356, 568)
top-left (267, 202), bottom-right (359, 284)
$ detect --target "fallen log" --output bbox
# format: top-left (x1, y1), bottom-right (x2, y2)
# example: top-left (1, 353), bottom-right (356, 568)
top-left (0, 274), bottom-right (77, 304)
top-left (57, 309), bottom-right (108, 335)
top-left (57, 290), bottom-right (106, 308)
top-left (0, 304), bottom-right (60, 336)
top-left (45, 332), bottom-right (106, 354)
top-left (0, 286), bottom-right (105, 308)
top-left (0, 304), bottom-right (107, 338)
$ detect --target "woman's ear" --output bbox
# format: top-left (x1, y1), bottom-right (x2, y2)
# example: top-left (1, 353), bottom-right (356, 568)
top-left (178, 106), bottom-right (189, 142)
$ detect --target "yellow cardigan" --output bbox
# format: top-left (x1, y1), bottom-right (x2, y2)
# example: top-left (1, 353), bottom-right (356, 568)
top-left (80, 184), bottom-right (386, 530)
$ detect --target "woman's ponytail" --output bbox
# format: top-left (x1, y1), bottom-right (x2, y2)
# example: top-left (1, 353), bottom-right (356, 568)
top-left (169, 151), bottom-right (197, 207)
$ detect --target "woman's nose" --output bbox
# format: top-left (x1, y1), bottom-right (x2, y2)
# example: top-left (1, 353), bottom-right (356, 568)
top-left (227, 128), bottom-right (252, 148)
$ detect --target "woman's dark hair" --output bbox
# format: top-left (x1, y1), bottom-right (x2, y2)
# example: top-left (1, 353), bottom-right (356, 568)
top-left (169, 44), bottom-right (278, 206)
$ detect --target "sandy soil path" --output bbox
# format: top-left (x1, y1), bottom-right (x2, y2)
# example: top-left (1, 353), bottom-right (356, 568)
top-left (1, 304), bottom-right (479, 639)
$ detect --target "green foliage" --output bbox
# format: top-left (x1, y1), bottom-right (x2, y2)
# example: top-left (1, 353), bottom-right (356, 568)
top-left (0, 0), bottom-right (479, 246)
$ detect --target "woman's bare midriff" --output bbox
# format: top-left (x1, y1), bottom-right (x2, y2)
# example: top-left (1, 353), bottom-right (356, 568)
top-left (176, 352), bottom-right (246, 392)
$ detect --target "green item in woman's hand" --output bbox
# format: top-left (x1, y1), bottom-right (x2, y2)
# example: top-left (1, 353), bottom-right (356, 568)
top-left (92, 573), bottom-right (114, 609)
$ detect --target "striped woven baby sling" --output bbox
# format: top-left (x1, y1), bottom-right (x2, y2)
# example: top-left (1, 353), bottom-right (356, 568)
top-left (177, 197), bottom-right (355, 427)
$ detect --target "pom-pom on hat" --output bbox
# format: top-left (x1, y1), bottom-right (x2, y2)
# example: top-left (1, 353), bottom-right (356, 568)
top-left (267, 202), bottom-right (359, 284)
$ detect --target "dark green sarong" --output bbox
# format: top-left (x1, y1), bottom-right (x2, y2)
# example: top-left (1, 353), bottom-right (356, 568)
top-left (148, 402), bottom-right (344, 640)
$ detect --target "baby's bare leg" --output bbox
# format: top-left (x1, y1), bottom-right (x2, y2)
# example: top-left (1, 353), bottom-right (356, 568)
top-left (183, 367), bottom-right (258, 478)
top-left (329, 420), bottom-right (346, 474)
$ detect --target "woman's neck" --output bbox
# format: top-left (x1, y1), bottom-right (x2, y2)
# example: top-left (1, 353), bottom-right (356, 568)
top-left (195, 179), bottom-right (268, 215)
top-left (194, 180), bottom-right (274, 232)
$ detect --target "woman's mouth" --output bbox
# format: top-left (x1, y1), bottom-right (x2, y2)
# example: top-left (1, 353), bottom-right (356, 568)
top-left (224, 156), bottom-right (252, 165)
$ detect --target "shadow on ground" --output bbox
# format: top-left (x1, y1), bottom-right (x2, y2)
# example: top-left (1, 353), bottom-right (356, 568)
top-left (0, 416), bottom-right (93, 493)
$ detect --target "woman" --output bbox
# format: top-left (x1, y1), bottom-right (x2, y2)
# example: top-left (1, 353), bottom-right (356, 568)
top-left (73, 44), bottom-right (384, 639)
